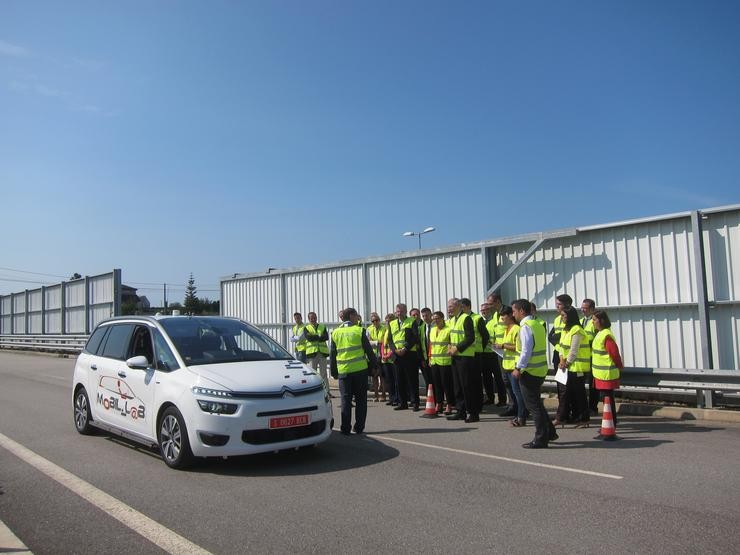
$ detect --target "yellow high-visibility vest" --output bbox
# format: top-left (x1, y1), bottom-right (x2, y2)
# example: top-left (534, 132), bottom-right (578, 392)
top-left (429, 324), bottom-right (452, 366)
top-left (558, 325), bottom-right (592, 372)
top-left (592, 329), bottom-right (620, 381)
top-left (331, 325), bottom-right (368, 375)
top-left (502, 324), bottom-right (521, 371)
top-left (522, 319), bottom-right (548, 377)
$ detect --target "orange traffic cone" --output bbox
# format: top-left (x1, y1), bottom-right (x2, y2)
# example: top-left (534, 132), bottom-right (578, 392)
top-left (421, 384), bottom-right (437, 418)
top-left (595, 394), bottom-right (619, 441)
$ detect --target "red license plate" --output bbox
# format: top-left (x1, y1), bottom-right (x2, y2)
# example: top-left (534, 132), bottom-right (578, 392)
top-left (269, 414), bottom-right (310, 429)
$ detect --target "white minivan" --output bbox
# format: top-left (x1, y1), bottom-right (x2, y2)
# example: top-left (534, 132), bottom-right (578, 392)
top-left (72, 315), bottom-right (333, 469)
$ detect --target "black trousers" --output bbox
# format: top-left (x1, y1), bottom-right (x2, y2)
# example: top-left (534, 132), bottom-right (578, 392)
top-left (519, 371), bottom-right (556, 446)
top-left (482, 352), bottom-right (507, 403)
top-left (479, 352), bottom-right (495, 401)
top-left (453, 356), bottom-right (482, 417)
top-left (429, 363), bottom-right (449, 407)
top-left (338, 370), bottom-right (368, 433)
top-left (556, 373), bottom-right (588, 422)
top-left (395, 352), bottom-right (420, 406)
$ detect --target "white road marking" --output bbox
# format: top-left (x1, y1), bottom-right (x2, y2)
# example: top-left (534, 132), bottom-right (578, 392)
top-left (0, 519), bottom-right (32, 554)
top-left (371, 434), bottom-right (624, 480)
top-left (40, 374), bottom-right (69, 381)
top-left (0, 432), bottom-right (211, 554)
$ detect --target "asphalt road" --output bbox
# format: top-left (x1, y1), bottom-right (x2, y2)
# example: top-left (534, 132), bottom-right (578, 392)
top-left (1, 351), bottom-right (739, 554)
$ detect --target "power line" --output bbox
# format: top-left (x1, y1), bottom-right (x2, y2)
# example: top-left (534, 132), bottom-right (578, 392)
top-left (0, 266), bottom-right (68, 279)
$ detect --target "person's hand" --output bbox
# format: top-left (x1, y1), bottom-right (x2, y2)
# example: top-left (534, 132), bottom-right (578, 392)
top-left (397, 347), bottom-right (407, 357)
top-left (512, 369), bottom-right (521, 379)
top-left (558, 360), bottom-right (566, 370)
top-left (493, 343), bottom-right (502, 350)
top-left (448, 345), bottom-right (459, 356)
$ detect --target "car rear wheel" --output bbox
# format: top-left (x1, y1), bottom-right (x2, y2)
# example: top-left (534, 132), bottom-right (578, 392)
top-left (158, 407), bottom-right (194, 469)
top-left (73, 387), bottom-right (95, 435)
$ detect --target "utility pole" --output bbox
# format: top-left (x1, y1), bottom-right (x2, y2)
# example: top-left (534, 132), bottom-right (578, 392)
top-left (163, 283), bottom-right (168, 311)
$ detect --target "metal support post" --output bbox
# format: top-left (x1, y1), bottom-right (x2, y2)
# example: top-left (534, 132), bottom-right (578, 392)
top-left (691, 211), bottom-right (714, 408)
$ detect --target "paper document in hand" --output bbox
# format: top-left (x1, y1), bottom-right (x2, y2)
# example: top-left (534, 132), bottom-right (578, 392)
top-left (555, 367), bottom-right (568, 385)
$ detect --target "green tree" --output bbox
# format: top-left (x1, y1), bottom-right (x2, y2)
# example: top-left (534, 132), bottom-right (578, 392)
top-left (184, 273), bottom-right (201, 314)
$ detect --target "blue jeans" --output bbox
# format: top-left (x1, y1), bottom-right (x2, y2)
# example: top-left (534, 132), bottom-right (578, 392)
top-left (510, 372), bottom-right (527, 421)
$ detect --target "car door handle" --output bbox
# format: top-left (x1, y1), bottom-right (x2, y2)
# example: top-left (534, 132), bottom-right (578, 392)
top-left (90, 364), bottom-right (97, 371)
top-left (118, 371), bottom-right (127, 378)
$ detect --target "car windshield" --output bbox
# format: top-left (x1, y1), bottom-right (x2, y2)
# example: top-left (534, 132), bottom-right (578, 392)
top-left (159, 317), bottom-right (293, 366)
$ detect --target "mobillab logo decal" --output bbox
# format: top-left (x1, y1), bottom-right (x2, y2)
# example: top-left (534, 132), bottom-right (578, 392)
top-left (97, 376), bottom-right (146, 419)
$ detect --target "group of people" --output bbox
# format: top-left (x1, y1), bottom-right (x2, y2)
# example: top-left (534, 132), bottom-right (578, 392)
top-left (290, 291), bottom-right (624, 448)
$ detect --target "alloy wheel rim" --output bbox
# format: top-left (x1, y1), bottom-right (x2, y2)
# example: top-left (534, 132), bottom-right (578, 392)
top-left (160, 415), bottom-right (181, 462)
top-left (75, 393), bottom-right (88, 429)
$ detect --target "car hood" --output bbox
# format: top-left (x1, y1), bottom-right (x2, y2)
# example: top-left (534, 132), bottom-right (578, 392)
top-left (188, 359), bottom-right (323, 393)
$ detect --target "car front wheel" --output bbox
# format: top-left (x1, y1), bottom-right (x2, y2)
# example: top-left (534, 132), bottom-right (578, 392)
top-left (73, 387), bottom-right (95, 435)
top-left (158, 407), bottom-right (194, 469)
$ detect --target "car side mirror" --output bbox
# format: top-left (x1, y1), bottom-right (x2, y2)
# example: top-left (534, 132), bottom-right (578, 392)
top-left (126, 355), bottom-right (150, 369)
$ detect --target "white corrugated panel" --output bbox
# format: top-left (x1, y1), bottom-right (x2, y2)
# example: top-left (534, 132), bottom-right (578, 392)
top-left (28, 313), bottom-right (42, 334)
top-left (12, 293), bottom-right (25, 313)
top-left (222, 276), bottom-right (282, 323)
top-left (285, 265), bottom-right (364, 323)
top-left (27, 289), bottom-right (42, 311)
top-left (89, 274), bottom-right (114, 304)
top-left (45, 285), bottom-right (61, 310)
top-left (89, 306), bottom-right (114, 330)
top-left (367, 250), bottom-right (484, 317)
top-left (65, 281), bottom-right (86, 308)
top-left (45, 310), bottom-right (62, 334)
top-left (498, 219), bottom-right (696, 309)
top-left (704, 210), bottom-right (740, 302)
top-left (65, 307), bottom-right (86, 334)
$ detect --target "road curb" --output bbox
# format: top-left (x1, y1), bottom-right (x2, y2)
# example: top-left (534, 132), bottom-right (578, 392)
top-left (540, 397), bottom-right (740, 423)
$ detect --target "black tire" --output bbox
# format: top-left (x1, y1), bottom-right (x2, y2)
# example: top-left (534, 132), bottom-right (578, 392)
top-left (73, 387), bottom-right (95, 435)
top-left (158, 406), bottom-right (195, 470)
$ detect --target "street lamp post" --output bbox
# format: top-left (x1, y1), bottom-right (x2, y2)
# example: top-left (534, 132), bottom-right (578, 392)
top-left (402, 226), bottom-right (436, 250)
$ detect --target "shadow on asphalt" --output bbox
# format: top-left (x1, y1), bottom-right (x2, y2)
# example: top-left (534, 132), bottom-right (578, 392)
top-left (369, 426), bottom-right (477, 435)
top-left (598, 416), bottom-right (724, 435)
top-left (191, 432), bottom-right (400, 476)
top-left (550, 438), bottom-right (674, 449)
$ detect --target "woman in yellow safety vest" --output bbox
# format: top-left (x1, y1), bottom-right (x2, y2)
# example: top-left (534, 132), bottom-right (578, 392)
top-left (591, 310), bottom-right (624, 432)
top-left (555, 306), bottom-right (591, 427)
top-left (494, 306), bottom-right (526, 426)
top-left (429, 310), bottom-right (454, 414)
top-left (379, 313), bottom-right (399, 406)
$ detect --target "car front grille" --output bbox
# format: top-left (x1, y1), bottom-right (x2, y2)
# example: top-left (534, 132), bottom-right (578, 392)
top-left (242, 419), bottom-right (327, 445)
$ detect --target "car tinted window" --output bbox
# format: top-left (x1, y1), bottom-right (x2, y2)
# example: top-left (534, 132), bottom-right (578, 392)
top-left (84, 326), bottom-right (109, 355)
top-left (159, 317), bottom-right (292, 366)
top-left (100, 324), bottom-right (135, 360)
top-left (153, 330), bottom-right (179, 371)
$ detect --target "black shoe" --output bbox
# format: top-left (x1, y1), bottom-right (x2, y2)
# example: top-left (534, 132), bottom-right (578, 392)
top-left (353, 429), bottom-right (364, 435)
top-left (340, 430), bottom-right (351, 436)
top-left (522, 441), bottom-right (548, 449)
top-left (394, 404), bottom-right (409, 411)
top-left (496, 400), bottom-right (508, 407)
top-left (412, 404), bottom-right (420, 412)
top-left (385, 401), bottom-right (393, 406)
top-left (446, 412), bottom-right (465, 421)
top-left (484, 397), bottom-right (496, 405)
top-left (465, 414), bottom-right (480, 423)
top-left (549, 431), bottom-right (559, 442)
top-left (500, 409), bottom-right (516, 417)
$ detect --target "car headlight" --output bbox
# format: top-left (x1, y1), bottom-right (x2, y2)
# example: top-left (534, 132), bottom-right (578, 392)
top-left (197, 400), bottom-right (238, 415)
top-left (192, 386), bottom-right (233, 398)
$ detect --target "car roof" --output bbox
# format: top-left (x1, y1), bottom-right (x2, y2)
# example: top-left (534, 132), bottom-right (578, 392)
top-left (94, 315), bottom-right (239, 327)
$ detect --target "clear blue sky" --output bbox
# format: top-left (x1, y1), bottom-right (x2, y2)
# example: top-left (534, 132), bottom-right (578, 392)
top-left (2, 1), bottom-right (739, 305)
